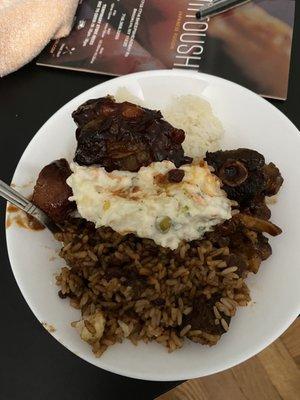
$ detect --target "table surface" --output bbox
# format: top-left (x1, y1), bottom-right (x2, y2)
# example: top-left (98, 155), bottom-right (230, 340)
top-left (0, 5), bottom-right (299, 399)
top-left (157, 319), bottom-right (300, 400)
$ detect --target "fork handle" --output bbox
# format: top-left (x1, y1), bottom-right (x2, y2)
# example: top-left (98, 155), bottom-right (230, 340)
top-left (0, 179), bottom-right (32, 211)
top-left (196, 0), bottom-right (251, 20)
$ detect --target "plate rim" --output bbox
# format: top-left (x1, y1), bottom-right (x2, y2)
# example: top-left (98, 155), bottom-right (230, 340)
top-left (6, 69), bottom-right (300, 381)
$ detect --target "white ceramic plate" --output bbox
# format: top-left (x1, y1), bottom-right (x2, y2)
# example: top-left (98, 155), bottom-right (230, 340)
top-left (6, 70), bottom-right (300, 381)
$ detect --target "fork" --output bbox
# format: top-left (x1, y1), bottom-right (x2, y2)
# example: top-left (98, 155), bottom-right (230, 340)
top-left (196, 0), bottom-right (251, 20)
top-left (0, 179), bottom-right (62, 233)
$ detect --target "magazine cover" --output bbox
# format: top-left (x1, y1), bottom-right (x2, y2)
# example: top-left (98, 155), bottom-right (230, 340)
top-left (37, 0), bottom-right (295, 99)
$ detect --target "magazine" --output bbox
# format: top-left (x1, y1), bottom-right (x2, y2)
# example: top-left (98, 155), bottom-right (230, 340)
top-left (37, 0), bottom-right (295, 99)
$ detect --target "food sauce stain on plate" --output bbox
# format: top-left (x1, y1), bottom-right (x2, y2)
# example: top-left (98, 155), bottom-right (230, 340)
top-left (7, 204), bottom-right (19, 213)
top-left (6, 204), bottom-right (45, 231)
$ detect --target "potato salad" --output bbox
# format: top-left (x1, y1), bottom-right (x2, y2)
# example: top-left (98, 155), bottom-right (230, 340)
top-left (67, 161), bottom-right (232, 249)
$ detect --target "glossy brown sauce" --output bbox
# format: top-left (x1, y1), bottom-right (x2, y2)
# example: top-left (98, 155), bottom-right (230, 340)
top-left (27, 214), bottom-right (45, 231)
top-left (6, 203), bottom-right (45, 231)
top-left (7, 204), bottom-right (19, 213)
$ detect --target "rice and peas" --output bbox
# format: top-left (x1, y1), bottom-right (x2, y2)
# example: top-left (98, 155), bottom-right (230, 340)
top-left (55, 91), bottom-right (253, 355)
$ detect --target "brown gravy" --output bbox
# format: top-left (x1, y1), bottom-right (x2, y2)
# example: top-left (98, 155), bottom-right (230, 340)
top-left (7, 204), bottom-right (19, 213)
top-left (6, 204), bottom-right (45, 231)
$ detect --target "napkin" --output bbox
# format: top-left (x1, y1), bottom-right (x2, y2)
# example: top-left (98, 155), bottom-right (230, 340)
top-left (0, 0), bottom-right (79, 77)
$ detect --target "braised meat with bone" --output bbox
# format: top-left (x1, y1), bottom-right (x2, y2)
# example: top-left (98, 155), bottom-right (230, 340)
top-left (205, 148), bottom-right (283, 219)
top-left (72, 96), bottom-right (191, 172)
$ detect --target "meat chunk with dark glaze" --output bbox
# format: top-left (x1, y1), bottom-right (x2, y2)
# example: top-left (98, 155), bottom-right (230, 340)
top-left (72, 96), bottom-right (117, 132)
top-left (183, 294), bottom-right (230, 335)
top-left (32, 159), bottom-right (74, 223)
top-left (207, 213), bottom-right (274, 274)
top-left (223, 253), bottom-right (248, 277)
top-left (205, 149), bottom-right (266, 204)
top-left (262, 162), bottom-right (284, 196)
top-left (206, 148), bottom-right (265, 172)
top-left (72, 96), bottom-right (191, 172)
top-left (205, 148), bottom-right (283, 216)
top-left (243, 196), bottom-right (271, 220)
